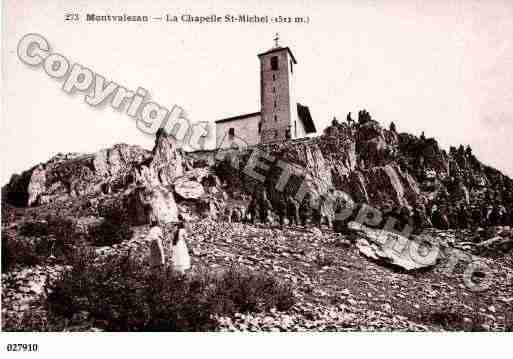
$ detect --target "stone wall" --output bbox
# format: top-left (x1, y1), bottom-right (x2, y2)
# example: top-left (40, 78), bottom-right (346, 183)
top-left (215, 114), bottom-right (261, 149)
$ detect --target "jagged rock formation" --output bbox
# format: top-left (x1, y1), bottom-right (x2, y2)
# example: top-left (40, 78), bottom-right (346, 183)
top-left (2, 130), bottom-right (185, 207)
top-left (2, 113), bottom-right (513, 332)
top-left (205, 117), bottom-right (512, 227)
top-left (3, 115), bottom-right (513, 228)
top-left (135, 128), bottom-right (184, 187)
top-left (3, 144), bottom-right (151, 207)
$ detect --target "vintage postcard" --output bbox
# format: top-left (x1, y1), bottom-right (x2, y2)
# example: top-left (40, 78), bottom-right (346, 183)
top-left (1, 0), bottom-right (512, 355)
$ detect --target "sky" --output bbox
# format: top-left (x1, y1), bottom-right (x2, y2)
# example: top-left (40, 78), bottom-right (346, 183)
top-left (2, 0), bottom-right (513, 185)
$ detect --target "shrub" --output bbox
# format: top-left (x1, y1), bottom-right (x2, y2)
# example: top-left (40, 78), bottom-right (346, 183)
top-left (1, 233), bottom-right (44, 272)
top-left (45, 216), bottom-right (77, 244)
top-left (211, 266), bottom-right (296, 314)
top-left (47, 251), bottom-right (295, 331)
top-left (91, 218), bottom-right (133, 247)
top-left (419, 305), bottom-right (486, 331)
top-left (19, 221), bottom-right (50, 237)
top-left (19, 215), bottom-right (77, 247)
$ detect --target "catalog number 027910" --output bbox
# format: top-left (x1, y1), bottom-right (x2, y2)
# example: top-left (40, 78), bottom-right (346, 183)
top-left (6, 344), bottom-right (39, 352)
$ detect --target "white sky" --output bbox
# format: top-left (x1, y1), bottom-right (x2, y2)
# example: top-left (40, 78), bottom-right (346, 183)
top-left (2, 0), bottom-right (513, 185)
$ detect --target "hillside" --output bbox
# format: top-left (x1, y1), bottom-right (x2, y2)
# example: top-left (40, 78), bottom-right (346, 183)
top-left (2, 112), bottom-right (513, 331)
top-left (4, 113), bottom-right (512, 223)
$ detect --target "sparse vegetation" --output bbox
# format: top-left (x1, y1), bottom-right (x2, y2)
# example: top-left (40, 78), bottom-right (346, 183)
top-left (1, 232), bottom-right (44, 272)
top-left (2, 108), bottom-right (512, 332)
top-left (419, 304), bottom-right (486, 331)
top-left (91, 218), bottom-right (133, 247)
top-left (2, 213), bottom-right (132, 273)
top-left (42, 250), bottom-right (295, 331)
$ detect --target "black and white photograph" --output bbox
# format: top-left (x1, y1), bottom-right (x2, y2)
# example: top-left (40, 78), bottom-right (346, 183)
top-left (0, 0), bottom-right (512, 355)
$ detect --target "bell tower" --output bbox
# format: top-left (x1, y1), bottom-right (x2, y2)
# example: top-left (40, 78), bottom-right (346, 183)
top-left (258, 34), bottom-right (299, 143)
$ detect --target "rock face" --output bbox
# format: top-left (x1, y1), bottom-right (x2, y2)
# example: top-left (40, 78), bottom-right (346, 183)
top-left (207, 118), bottom-right (512, 220)
top-left (3, 113), bottom-right (512, 223)
top-left (345, 165), bottom-right (420, 208)
top-left (4, 145), bottom-right (151, 207)
top-left (27, 165), bottom-right (46, 206)
top-left (128, 129), bottom-right (185, 188)
top-left (147, 128), bottom-right (184, 186)
top-left (143, 185), bottom-right (179, 224)
top-left (98, 185), bottom-right (179, 226)
top-left (3, 129), bottom-right (185, 207)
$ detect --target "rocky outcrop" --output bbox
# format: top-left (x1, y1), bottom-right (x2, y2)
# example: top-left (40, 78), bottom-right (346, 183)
top-left (130, 129), bottom-right (185, 188)
top-left (341, 165), bottom-right (419, 208)
top-left (147, 128), bottom-right (184, 186)
top-left (98, 184), bottom-right (179, 226)
top-left (3, 145), bottom-right (151, 207)
top-left (205, 116), bottom-right (510, 219)
top-left (92, 143), bottom-right (150, 180)
top-left (3, 111), bottom-right (512, 222)
top-left (2, 129), bottom-right (185, 207)
top-left (206, 117), bottom-right (512, 219)
top-left (143, 185), bottom-right (179, 224)
top-left (27, 165), bottom-right (46, 206)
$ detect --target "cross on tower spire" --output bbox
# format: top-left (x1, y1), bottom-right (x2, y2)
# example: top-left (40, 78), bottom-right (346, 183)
top-left (273, 33), bottom-right (280, 48)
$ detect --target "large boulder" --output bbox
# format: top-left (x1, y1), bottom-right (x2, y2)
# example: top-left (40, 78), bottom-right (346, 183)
top-left (145, 185), bottom-right (179, 224)
top-left (97, 185), bottom-right (179, 226)
top-left (130, 185), bottom-right (179, 225)
top-left (349, 221), bottom-right (438, 271)
top-left (148, 128), bottom-right (184, 186)
top-left (174, 180), bottom-right (205, 200)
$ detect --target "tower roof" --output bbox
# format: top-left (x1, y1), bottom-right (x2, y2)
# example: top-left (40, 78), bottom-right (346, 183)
top-left (297, 103), bottom-right (316, 133)
top-left (257, 47), bottom-right (297, 64)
